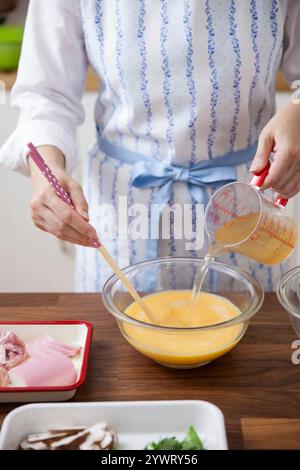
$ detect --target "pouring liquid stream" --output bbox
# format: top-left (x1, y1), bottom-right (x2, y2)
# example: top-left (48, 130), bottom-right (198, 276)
top-left (188, 242), bottom-right (224, 321)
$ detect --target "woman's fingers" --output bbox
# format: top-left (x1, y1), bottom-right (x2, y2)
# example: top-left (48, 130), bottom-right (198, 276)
top-left (31, 215), bottom-right (48, 233)
top-left (264, 149), bottom-right (290, 188)
top-left (42, 206), bottom-right (96, 245)
top-left (251, 127), bottom-right (300, 195)
top-left (265, 160), bottom-right (294, 191)
top-left (250, 131), bottom-right (274, 173)
top-left (30, 166), bottom-right (100, 246)
top-left (264, 147), bottom-right (300, 192)
top-left (273, 167), bottom-right (298, 194)
top-left (45, 190), bottom-right (98, 241)
top-left (275, 170), bottom-right (300, 199)
top-left (32, 207), bottom-right (95, 247)
top-left (68, 180), bottom-right (89, 221)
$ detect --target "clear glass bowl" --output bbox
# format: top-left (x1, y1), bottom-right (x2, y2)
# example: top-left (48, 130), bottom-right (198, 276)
top-left (277, 266), bottom-right (300, 337)
top-left (102, 257), bottom-right (264, 368)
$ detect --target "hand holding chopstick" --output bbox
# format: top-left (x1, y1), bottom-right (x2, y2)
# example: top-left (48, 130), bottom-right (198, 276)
top-left (27, 143), bottom-right (157, 324)
top-left (28, 144), bottom-right (100, 248)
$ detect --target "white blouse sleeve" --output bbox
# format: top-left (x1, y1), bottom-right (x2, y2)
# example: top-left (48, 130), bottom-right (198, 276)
top-left (0, 0), bottom-right (88, 176)
top-left (281, 0), bottom-right (300, 84)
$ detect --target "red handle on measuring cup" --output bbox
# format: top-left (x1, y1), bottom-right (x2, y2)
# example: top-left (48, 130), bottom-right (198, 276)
top-left (249, 161), bottom-right (271, 189)
top-left (249, 162), bottom-right (288, 208)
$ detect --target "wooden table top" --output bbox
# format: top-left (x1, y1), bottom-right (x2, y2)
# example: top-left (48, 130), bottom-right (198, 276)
top-left (0, 293), bottom-right (299, 450)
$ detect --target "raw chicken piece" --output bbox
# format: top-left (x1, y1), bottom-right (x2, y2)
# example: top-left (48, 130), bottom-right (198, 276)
top-left (26, 335), bottom-right (81, 359)
top-left (0, 366), bottom-right (10, 387)
top-left (43, 335), bottom-right (81, 355)
top-left (0, 330), bottom-right (27, 370)
top-left (9, 352), bottom-right (77, 387)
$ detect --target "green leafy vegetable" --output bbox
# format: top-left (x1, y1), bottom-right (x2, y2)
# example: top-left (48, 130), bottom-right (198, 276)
top-left (145, 426), bottom-right (204, 451)
top-left (181, 426), bottom-right (204, 450)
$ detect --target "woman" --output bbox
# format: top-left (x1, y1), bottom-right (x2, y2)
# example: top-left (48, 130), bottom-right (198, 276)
top-left (1, 0), bottom-right (300, 291)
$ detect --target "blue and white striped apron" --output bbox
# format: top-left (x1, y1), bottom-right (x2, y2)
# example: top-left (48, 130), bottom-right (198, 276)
top-left (75, 0), bottom-right (288, 292)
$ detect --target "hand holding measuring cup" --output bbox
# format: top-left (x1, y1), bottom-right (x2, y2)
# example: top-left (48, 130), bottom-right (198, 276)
top-left (250, 102), bottom-right (300, 199)
top-left (205, 161), bottom-right (298, 265)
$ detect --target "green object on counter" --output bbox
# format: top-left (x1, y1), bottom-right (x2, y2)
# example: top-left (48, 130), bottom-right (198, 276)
top-left (0, 25), bottom-right (24, 71)
top-left (145, 426), bottom-right (205, 451)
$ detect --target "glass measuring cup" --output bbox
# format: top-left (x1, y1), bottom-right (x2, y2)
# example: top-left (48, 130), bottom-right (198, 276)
top-left (205, 163), bottom-right (298, 265)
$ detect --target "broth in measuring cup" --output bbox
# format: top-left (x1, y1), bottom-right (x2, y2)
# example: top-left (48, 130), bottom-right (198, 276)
top-left (215, 209), bottom-right (297, 265)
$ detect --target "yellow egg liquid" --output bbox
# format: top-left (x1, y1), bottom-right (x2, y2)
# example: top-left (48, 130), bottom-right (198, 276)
top-left (215, 211), bottom-right (297, 265)
top-left (123, 290), bottom-right (243, 367)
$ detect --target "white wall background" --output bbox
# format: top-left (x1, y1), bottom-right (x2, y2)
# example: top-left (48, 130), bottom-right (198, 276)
top-left (0, 92), bottom-right (96, 292)
top-left (0, 91), bottom-right (299, 292)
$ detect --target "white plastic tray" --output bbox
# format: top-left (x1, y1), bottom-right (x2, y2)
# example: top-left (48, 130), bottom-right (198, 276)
top-left (0, 321), bottom-right (92, 402)
top-left (0, 400), bottom-right (228, 450)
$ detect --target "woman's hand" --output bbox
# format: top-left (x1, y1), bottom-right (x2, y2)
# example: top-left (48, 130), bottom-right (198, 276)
top-left (250, 102), bottom-right (300, 199)
top-left (29, 145), bottom-right (99, 247)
